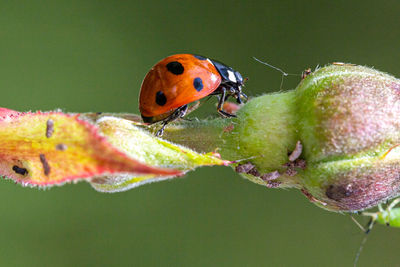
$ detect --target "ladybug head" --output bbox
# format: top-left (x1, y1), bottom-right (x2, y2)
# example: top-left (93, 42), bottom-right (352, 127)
top-left (234, 74), bottom-right (248, 104)
top-left (234, 70), bottom-right (244, 86)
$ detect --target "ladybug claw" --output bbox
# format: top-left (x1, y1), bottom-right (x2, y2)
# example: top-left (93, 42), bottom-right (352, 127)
top-left (218, 109), bottom-right (237, 118)
top-left (155, 127), bottom-right (165, 136)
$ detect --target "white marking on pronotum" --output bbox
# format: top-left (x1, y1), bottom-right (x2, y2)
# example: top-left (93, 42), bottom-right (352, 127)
top-left (227, 70), bottom-right (237, 83)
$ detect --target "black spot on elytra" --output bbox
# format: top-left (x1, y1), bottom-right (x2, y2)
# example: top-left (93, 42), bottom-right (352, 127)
top-left (193, 55), bottom-right (207, 60)
top-left (12, 165), bottom-right (28, 175)
top-left (193, 77), bottom-right (203, 92)
top-left (155, 91), bottom-right (167, 106)
top-left (166, 61), bottom-right (184, 75)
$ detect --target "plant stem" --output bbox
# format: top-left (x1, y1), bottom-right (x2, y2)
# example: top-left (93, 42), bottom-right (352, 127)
top-left (163, 91), bottom-right (298, 174)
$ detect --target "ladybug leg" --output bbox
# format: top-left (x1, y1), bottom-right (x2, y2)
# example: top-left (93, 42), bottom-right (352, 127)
top-left (181, 102), bottom-right (201, 122)
top-left (177, 105), bottom-right (188, 118)
top-left (225, 87), bottom-right (236, 101)
top-left (236, 91), bottom-right (247, 104)
top-left (217, 87), bottom-right (236, 118)
top-left (156, 105), bottom-right (188, 136)
top-left (236, 95), bottom-right (242, 104)
top-left (156, 124), bottom-right (167, 136)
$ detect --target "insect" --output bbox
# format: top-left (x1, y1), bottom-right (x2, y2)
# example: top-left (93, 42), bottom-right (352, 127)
top-left (139, 54), bottom-right (247, 136)
top-left (352, 198), bottom-right (400, 266)
top-left (360, 198), bottom-right (400, 232)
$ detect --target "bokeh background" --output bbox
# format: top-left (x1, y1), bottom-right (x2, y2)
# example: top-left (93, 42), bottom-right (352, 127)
top-left (1, 1), bottom-right (399, 266)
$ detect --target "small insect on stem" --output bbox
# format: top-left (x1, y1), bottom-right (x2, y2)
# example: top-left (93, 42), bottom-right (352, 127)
top-left (352, 198), bottom-right (400, 267)
top-left (361, 198), bottom-right (400, 231)
top-left (301, 68), bottom-right (312, 80)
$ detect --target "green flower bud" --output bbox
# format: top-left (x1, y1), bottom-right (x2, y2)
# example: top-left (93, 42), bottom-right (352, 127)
top-left (296, 64), bottom-right (400, 211)
top-left (163, 64), bottom-right (400, 212)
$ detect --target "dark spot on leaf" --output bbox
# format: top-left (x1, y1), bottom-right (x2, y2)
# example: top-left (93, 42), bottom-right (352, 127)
top-left (265, 181), bottom-right (281, 188)
top-left (294, 159), bottom-right (307, 169)
top-left (12, 165), bottom-right (28, 175)
top-left (56, 144), bottom-right (67, 151)
top-left (284, 158), bottom-right (307, 176)
top-left (260, 171), bottom-right (280, 181)
top-left (326, 184), bottom-right (354, 201)
top-left (39, 154), bottom-right (51, 176)
top-left (235, 163), bottom-right (256, 174)
top-left (235, 162), bottom-right (263, 178)
top-left (247, 167), bottom-right (260, 177)
top-left (285, 167), bottom-right (297, 176)
top-left (46, 119), bottom-right (54, 138)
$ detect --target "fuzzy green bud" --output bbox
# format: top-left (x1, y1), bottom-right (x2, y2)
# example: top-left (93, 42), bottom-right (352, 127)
top-left (163, 64), bottom-right (400, 212)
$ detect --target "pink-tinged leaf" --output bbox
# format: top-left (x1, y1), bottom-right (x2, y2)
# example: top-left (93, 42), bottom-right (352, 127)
top-left (0, 108), bottom-right (22, 120)
top-left (0, 109), bottom-right (181, 186)
top-left (89, 116), bottom-right (231, 192)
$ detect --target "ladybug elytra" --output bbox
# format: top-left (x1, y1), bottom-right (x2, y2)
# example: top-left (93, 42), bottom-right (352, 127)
top-left (139, 54), bottom-right (247, 135)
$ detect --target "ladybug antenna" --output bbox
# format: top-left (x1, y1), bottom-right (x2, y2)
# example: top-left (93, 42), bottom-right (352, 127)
top-left (253, 57), bottom-right (290, 76)
top-left (253, 57), bottom-right (300, 90)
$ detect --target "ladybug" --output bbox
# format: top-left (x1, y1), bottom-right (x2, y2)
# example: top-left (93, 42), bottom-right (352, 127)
top-left (139, 54), bottom-right (247, 135)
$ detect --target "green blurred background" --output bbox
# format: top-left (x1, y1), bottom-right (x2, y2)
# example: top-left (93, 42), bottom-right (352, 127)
top-left (0, 1), bottom-right (399, 266)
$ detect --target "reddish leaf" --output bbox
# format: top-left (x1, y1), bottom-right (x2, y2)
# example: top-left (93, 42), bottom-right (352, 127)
top-left (0, 109), bottom-right (181, 186)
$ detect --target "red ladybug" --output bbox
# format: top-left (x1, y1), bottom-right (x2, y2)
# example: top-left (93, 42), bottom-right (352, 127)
top-left (139, 54), bottom-right (247, 135)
